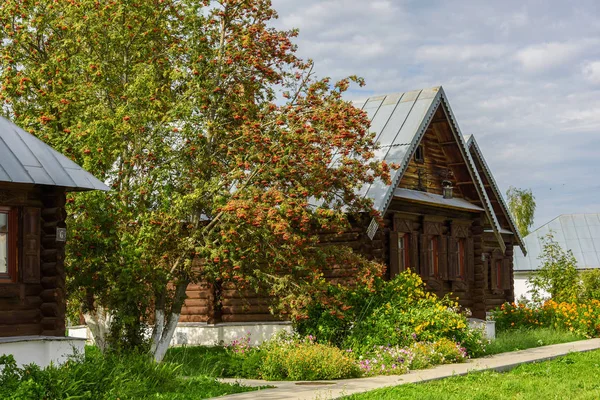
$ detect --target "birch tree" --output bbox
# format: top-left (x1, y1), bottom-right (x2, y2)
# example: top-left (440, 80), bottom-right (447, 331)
top-left (506, 186), bottom-right (536, 237)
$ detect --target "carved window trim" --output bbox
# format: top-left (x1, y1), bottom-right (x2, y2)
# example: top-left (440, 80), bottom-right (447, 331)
top-left (0, 206), bottom-right (19, 283)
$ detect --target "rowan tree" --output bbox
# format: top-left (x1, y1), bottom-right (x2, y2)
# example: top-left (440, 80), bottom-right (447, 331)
top-left (0, 0), bottom-right (388, 361)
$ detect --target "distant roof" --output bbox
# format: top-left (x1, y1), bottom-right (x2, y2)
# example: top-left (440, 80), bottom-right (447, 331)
top-left (464, 134), bottom-right (527, 256)
top-left (353, 86), bottom-right (505, 251)
top-left (0, 116), bottom-right (108, 192)
top-left (394, 188), bottom-right (485, 212)
top-left (514, 214), bottom-right (600, 271)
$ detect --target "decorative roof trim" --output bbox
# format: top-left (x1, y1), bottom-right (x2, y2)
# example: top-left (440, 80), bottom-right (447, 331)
top-left (435, 89), bottom-right (505, 253)
top-left (465, 135), bottom-right (527, 256)
top-left (360, 86), bottom-right (506, 252)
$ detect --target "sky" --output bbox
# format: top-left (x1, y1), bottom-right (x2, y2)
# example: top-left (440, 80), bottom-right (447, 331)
top-left (271, 0), bottom-right (600, 230)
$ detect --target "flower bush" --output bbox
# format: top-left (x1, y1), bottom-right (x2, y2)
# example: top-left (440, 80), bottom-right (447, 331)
top-left (492, 300), bottom-right (600, 338)
top-left (259, 333), bottom-right (361, 381)
top-left (296, 271), bottom-right (486, 357)
top-left (358, 338), bottom-right (467, 377)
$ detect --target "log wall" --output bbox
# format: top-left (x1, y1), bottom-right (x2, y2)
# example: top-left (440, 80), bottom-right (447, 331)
top-left (0, 185), bottom-right (67, 338)
top-left (180, 216), bottom-right (389, 324)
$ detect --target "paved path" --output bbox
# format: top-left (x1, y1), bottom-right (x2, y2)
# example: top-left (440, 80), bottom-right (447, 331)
top-left (216, 338), bottom-right (600, 400)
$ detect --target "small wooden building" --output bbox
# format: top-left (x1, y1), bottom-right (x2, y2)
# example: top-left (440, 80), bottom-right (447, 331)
top-left (0, 116), bottom-right (107, 366)
top-left (175, 86), bottom-right (527, 336)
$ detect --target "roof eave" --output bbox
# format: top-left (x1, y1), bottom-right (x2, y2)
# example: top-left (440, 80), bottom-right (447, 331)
top-left (437, 89), bottom-right (506, 254)
top-left (468, 136), bottom-right (527, 256)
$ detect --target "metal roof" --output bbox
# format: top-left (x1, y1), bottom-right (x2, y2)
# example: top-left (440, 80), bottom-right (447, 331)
top-left (394, 188), bottom-right (485, 212)
top-left (464, 134), bottom-right (527, 256)
top-left (355, 86), bottom-right (505, 251)
top-left (0, 116), bottom-right (108, 191)
top-left (514, 214), bottom-right (600, 271)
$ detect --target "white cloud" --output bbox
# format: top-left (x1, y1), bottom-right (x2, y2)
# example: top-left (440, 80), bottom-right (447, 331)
top-left (415, 44), bottom-right (509, 63)
top-left (499, 10), bottom-right (529, 35)
top-left (583, 61), bottom-right (600, 84)
top-left (514, 41), bottom-right (592, 72)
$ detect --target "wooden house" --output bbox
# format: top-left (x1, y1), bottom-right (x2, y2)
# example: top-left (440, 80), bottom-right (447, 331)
top-left (0, 116), bottom-right (107, 366)
top-left (175, 86), bottom-right (526, 342)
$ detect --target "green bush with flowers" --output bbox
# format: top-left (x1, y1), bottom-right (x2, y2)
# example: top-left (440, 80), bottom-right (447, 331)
top-left (295, 270), bottom-right (487, 357)
top-left (259, 333), bottom-right (361, 381)
top-left (492, 300), bottom-right (600, 338)
top-left (357, 338), bottom-right (468, 376)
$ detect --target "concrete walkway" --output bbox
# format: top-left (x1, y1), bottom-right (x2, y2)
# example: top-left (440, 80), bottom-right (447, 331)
top-left (216, 338), bottom-right (600, 400)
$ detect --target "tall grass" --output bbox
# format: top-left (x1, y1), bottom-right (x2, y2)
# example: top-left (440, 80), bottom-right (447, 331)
top-left (0, 346), bottom-right (254, 399)
top-left (485, 327), bottom-right (585, 356)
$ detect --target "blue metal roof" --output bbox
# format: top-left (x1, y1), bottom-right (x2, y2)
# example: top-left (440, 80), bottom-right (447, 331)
top-left (356, 87), bottom-right (504, 251)
top-left (0, 116), bottom-right (108, 191)
top-left (515, 214), bottom-right (600, 271)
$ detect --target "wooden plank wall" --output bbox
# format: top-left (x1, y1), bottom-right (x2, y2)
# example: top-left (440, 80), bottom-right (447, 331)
top-left (400, 125), bottom-right (465, 199)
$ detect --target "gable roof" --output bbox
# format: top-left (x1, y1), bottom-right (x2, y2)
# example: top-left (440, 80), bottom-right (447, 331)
top-left (464, 135), bottom-right (527, 256)
top-left (514, 214), bottom-right (600, 271)
top-left (356, 86), bottom-right (505, 252)
top-left (0, 116), bottom-right (108, 192)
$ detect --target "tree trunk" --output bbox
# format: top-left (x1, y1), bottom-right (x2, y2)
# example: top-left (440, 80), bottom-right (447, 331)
top-left (152, 280), bottom-right (189, 362)
top-left (83, 306), bottom-right (113, 353)
top-left (150, 292), bottom-right (166, 355)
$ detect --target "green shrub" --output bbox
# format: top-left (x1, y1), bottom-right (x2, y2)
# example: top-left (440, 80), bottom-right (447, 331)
top-left (296, 271), bottom-right (485, 358)
top-left (491, 301), bottom-right (549, 332)
top-left (259, 334), bottom-right (360, 381)
top-left (529, 235), bottom-right (580, 303)
top-left (581, 269), bottom-right (600, 301)
top-left (492, 299), bottom-right (600, 338)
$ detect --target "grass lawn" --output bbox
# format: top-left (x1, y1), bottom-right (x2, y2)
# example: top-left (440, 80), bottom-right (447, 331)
top-left (143, 376), bottom-right (256, 399)
top-left (162, 327), bottom-right (587, 383)
top-left (346, 349), bottom-right (600, 400)
top-left (485, 327), bottom-right (586, 355)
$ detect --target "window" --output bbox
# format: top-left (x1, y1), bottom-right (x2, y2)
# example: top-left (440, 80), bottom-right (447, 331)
top-left (398, 234), bottom-right (410, 271)
top-left (0, 207), bottom-right (17, 282)
top-left (457, 238), bottom-right (466, 279)
top-left (496, 259), bottom-right (502, 290)
top-left (414, 144), bottom-right (424, 163)
top-left (428, 237), bottom-right (439, 277)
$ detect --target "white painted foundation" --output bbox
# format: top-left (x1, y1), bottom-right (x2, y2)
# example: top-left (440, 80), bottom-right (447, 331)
top-left (0, 336), bottom-right (86, 368)
top-left (172, 322), bottom-right (293, 346)
top-left (468, 318), bottom-right (496, 339)
top-left (68, 321), bottom-right (293, 347)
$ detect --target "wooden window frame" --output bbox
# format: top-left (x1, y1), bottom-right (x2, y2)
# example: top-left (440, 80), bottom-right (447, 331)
top-left (414, 144), bottom-right (425, 164)
top-left (398, 233), bottom-right (411, 271)
top-left (457, 238), bottom-right (466, 280)
top-left (495, 259), bottom-right (502, 290)
top-left (428, 236), bottom-right (439, 278)
top-left (0, 206), bottom-right (18, 283)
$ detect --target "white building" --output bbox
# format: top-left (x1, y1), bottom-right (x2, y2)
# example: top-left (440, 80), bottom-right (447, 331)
top-left (514, 214), bottom-right (600, 300)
